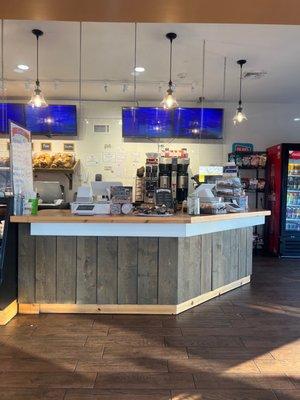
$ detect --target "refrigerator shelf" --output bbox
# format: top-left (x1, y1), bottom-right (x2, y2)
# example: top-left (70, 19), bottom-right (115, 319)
top-left (286, 218), bottom-right (300, 222)
top-left (287, 204), bottom-right (300, 207)
top-left (287, 189), bottom-right (300, 192)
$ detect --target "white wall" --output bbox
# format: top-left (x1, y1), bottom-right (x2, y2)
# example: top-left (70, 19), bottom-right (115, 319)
top-left (1, 100), bottom-right (300, 199)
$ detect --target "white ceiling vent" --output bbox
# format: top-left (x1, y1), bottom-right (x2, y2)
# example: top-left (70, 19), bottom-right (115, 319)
top-left (243, 71), bottom-right (267, 80)
top-left (94, 124), bottom-right (110, 133)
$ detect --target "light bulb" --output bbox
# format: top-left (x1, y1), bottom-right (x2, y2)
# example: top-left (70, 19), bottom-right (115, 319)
top-left (233, 108), bottom-right (247, 125)
top-left (28, 85), bottom-right (48, 108)
top-left (161, 88), bottom-right (178, 109)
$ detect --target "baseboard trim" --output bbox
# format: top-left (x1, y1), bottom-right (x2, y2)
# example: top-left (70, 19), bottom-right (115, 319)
top-left (175, 275), bottom-right (251, 314)
top-left (0, 300), bottom-right (18, 325)
top-left (18, 303), bottom-right (40, 314)
top-left (18, 276), bottom-right (250, 315)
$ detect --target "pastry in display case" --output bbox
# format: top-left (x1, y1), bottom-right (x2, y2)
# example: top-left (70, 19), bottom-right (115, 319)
top-left (33, 152), bottom-right (76, 170)
top-left (0, 156), bottom-right (10, 167)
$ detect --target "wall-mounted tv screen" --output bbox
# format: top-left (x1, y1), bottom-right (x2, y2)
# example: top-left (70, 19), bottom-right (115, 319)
top-left (122, 107), bottom-right (223, 139)
top-left (0, 103), bottom-right (77, 135)
top-left (0, 103), bottom-right (26, 133)
top-left (25, 105), bottom-right (77, 135)
top-left (122, 107), bottom-right (173, 138)
top-left (174, 108), bottom-right (223, 139)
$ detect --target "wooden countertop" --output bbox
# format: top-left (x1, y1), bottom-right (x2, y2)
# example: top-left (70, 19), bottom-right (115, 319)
top-left (11, 209), bottom-right (271, 224)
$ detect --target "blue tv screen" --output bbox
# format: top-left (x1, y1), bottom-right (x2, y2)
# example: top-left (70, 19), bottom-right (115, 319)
top-left (174, 108), bottom-right (223, 139)
top-left (122, 107), bottom-right (223, 139)
top-left (25, 105), bottom-right (77, 135)
top-left (122, 107), bottom-right (173, 138)
top-left (0, 103), bottom-right (77, 135)
top-left (0, 103), bottom-right (26, 133)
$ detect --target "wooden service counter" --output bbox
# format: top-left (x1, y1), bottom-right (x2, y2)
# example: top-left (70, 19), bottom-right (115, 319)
top-left (11, 209), bottom-right (270, 315)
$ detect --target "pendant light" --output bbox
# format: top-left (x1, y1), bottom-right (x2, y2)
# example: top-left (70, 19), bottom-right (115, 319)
top-left (28, 29), bottom-right (48, 108)
top-left (233, 59), bottom-right (247, 125)
top-left (161, 32), bottom-right (178, 110)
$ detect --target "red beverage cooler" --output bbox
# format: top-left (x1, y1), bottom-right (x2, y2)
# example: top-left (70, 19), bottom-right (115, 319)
top-left (266, 143), bottom-right (300, 257)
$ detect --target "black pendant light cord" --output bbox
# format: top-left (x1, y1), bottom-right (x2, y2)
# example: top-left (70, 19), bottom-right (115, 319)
top-left (36, 34), bottom-right (39, 86)
top-left (32, 29), bottom-right (44, 87)
top-left (169, 38), bottom-right (173, 87)
top-left (239, 63), bottom-right (242, 106)
top-left (166, 32), bottom-right (177, 89)
top-left (237, 59), bottom-right (246, 108)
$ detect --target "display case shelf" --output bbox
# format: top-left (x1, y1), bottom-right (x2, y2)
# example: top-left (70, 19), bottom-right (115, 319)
top-left (228, 150), bottom-right (267, 254)
top-left (33, 160), bottom-right (79, 190)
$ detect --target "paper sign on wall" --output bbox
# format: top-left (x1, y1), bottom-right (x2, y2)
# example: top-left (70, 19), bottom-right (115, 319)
top-left (86, 154), bottom-right (99, 166)
top-left (102, 152), bottom-right (116, 163)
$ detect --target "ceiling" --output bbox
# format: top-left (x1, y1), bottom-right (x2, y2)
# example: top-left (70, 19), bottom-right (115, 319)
top-left (1, 0), bottom-right (300, 25)
top-left (2, 20), bottom-right (300, 104)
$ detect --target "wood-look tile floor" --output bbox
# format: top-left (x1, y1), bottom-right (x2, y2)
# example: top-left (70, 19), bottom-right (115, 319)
top-left (0, 256), bottom-right (299, 399)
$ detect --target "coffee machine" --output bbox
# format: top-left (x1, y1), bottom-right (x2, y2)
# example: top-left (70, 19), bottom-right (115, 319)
top-left (158, 156), bottom-right (190, 204)
top-left (177, 158), bottom-right (189, 203)
top-left (144, 154), bottom-right (159, 203)
top-left (158, 158), bottom-right (172, 189)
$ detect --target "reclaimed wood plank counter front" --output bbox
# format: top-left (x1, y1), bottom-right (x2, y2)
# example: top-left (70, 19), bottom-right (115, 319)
top-left (11, 210), bottom-right (270, 315)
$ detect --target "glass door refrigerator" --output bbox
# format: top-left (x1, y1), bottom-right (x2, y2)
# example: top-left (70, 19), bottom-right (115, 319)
top-left (266, 143), bottom-right (300, 257)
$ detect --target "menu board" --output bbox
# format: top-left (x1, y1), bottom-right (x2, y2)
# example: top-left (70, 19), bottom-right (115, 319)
top-left (9, 121), bottom-right (33, 195)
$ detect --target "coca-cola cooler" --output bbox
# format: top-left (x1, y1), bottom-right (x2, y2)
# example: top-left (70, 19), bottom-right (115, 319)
top-left (266, 143), bottom-right (300, 257)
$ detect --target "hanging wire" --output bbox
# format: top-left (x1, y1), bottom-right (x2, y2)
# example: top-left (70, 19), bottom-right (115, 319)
top-left (223, 56), bottom-right (227, 102)
top-left (222, 56), bottom-right (227, 162)
top-left (78, 21), bottom-right (82, 126)
top-left (1, 19), bottom-right (6, 135)
top-left (133, 23), bottom-right (137, 106)
top-left (200, 39), bottom-right (206, 141)
top-left (1, 20), bottom-right (3, 86)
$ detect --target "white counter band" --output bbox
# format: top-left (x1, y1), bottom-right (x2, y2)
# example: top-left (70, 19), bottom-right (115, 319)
top-left (30, 215), bottom-right (266, 237)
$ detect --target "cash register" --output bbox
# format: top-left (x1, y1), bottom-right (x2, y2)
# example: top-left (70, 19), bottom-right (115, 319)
top-left (71, 182), bottom-right (123, 215)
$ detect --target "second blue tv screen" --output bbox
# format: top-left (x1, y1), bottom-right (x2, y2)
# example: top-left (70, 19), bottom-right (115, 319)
top-left (122, 107), bottom-right (223, 139)
top-left (122, 107), bottom-right (173, 138)
top-left (174, 108), bottom-right (223, 139)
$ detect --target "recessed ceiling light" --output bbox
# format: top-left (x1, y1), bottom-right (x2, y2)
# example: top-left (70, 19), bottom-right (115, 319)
top-left (134, 66), bottom-right (145, 72)
top-left (294, 118), bottom-right (300, 121)
top-left (17, 64), bottom-right (29, 71)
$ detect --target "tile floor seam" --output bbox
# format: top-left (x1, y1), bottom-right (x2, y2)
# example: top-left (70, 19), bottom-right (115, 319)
top-left (191, 372), bottom-right (197, 389)
top-left (73, 360), bottom-right (79, 373)
top-left (271, 388), bottom-right (281, 400)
